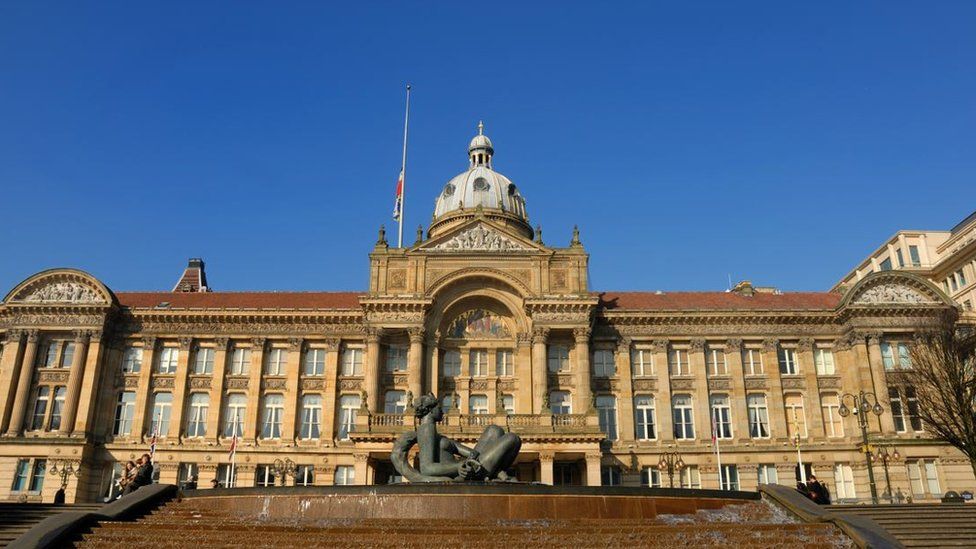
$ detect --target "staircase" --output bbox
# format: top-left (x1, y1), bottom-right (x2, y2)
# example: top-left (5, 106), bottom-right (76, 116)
top-left (833, 503), bottom-right (976, 548)
top-left (73, 498), bottom-right (853, 548)
top-left (0, 503), bottom-right (102, 547)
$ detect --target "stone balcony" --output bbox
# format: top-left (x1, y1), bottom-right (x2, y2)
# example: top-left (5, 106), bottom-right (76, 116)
top-left (349, 412), bottom-right (604, 444)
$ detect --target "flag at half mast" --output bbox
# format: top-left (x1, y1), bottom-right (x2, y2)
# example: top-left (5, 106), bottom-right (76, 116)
top-left (392, 169), bottom-right (404, 222)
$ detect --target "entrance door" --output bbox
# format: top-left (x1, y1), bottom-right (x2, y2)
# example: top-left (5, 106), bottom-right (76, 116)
top-left (553, 461), bottom-right (582, 485)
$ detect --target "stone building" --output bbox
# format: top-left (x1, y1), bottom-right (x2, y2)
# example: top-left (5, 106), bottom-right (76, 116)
top-left (1, 126), bottom-right (973, 503)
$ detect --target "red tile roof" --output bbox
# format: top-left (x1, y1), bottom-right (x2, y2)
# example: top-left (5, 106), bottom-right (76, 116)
top-left (116, 292), bottom-right (363, 310)
top-left (598, 291), bottom-right (841, 311)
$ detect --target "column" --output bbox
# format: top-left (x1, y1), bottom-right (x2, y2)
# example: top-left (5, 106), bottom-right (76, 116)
top-left (167, 337), bottom-right (193, 439)
top-left (426, 334), bottom-right (439, 400)
top-left (353, 453), bottom-right (370, 486)
top-left (244, 338), bottom-right (266, 442)
top-left (206, 337), bottom-right (229, 443)
top-left (130, 336), bottom-right (156, 441)
top-left (6, 330), bottom-right (39, 436)
top-left (364, 330), bottom-right (381, 412)
top-left (689, 339), bottom-right (710, 443)
top-left (615, 338), bottom-right (635, 443)
top-left (531, 328), bottom-right (548, 414)
top-left (59, 330), bottom-right (91, 435)
top-left (866, 333), bottom-right (895, 434)
top-left (0, 330), bottom-right (25, 434)
top-left (321, 338), bottom-right (340, 441)
top-left (653, 339), bottom-right (674, 442)
top-left (539, 452), bottom-right (554, 485)
top-left (762, 338), bottom-right (788, 441)
top-left (72, 330), bottom-right (104, 436)
top-left (797, 338), bottom-right (825, 438)
top-left (407, 328), bottom-right (424, 399)
top-left (918, 234), bottom-right (930, 266)
top-left (896, 234), bottom-right (908, 266)
top-left (515, 334), bottom-right (532, 413)
top-left (585, 452), bottom-right (602, 487)
top-left (725, 339), bottom-right (750, 442)
top-left (281, 338), bottom-right (303, 443)
top-left (574, 327), bottom-right (592, 413)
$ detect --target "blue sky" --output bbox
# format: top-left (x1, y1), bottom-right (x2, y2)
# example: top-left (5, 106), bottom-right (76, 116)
top-left (1, 2), bottom-right (973, 294)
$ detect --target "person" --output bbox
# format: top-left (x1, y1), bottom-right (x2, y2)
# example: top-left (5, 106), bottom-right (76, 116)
top-left (796, 481), bottom-right (813, 501)
top-left (210, 478), bottom-right (220, 489)
top-left (119, 460), bottom-right (138, 496)
top-left (807, 475), bottom-right (831, 505)
top-left (183, 474), bottom-right (198, 490)
top-left (123, 454), bottom-right (154, 495)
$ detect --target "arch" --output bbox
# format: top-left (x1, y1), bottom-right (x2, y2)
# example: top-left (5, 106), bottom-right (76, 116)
top-left (838, 271), bottom-right (954, 309)
top-left (424, 273), bottom-right (530, 337)
top-left (3, 268), bottom-right (116, 306)
top-left (426, 267), bottom-right (532, 299)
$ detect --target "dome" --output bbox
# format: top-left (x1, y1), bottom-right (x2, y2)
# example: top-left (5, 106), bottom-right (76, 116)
top-left (469, 134), bottom-right (493, 152)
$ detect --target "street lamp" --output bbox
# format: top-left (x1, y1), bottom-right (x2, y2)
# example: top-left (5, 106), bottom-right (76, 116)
top-left (48, 459), bottom-right (78, 490)
top-left (271, 458), bottom-right (298, 487)
top-left (870, 444), bottom-right (902, 503)
top-left (657, 450), bottom-right (685, 489)
top-left (838, 390), bottom-right (885, 504)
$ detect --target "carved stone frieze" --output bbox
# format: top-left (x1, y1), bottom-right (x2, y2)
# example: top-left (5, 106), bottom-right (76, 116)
top-left (388, 269), bottom-right (407, 290)
top-left (9, 313), bottom-right (106, 327)
top-left (225, 376), bottom-right (249, 390)
top-left (762, 338), bottom-right (779, 352)
top-left (670, 378), bottom-right (694, 391)
top-left (152, 376), bottom-right (175, 389)
top-left (591, 378), bottom-right (617, 392)
top-left (853, 284), bottom-right (935, 305)
top-left (38, 370), bottom-right (70, 384)
top-left (632, 378), bottom-right (656, 392)
top-left (550, 270), bottom-right (568, 290)
top-left (515, 332), bottom-right (532, 347)
top-left (817, 376), bottom-right (841, 389)
top-left (14, 281), bottom-right (103, 304)
top-left (689, 339), bottom-right (705, 352)
top-left (497, 380), bottom-right (515, 391)
top-left (427, 223), bottom-right (531, 252)
top-left (124, 375), bottom-right (139, 389)
top-left (780, 377), bottom-right (805, 390)
top-left (725, 338), bottom-right (742, 351)
top-left (470, 380), bottom-right (489, 391)
top-left (188, 376), bottom-right (212, 390)
top-left (338, 378), bottom-right (363, 391)
top-left (262, 377), bottom-right (287, 391)
top-left (533, 311), bottom-right (591, 324)
top-left (707, 378), bottom-right (732, 391)
top-left (547, 373), bottom-right (575, 388)
top-left (744, 378), bottom-right (767, 390)
top-left (301, 378), bottom-right (324, 391)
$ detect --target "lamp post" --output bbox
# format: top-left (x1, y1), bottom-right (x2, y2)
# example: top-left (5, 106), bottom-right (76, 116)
top-left (838, 390), bottom-right (885, 504)
top-left (271, 458), bottom-right (298, 487)
top-left (871, 444), bottom-right (901, 503)
top-left (657, 450), bottom-right (684, 489)
top-left (48, 459), bottom-right (78, 490)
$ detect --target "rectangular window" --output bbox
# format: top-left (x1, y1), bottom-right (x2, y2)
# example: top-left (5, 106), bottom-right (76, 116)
top-left (384, 390), bottom-right (408, 414)
top-left (778, 347), bottom-right (798, 375)
top-left (300, 395), bottom-right (322, 440)
top-left (907, 459), bottom-right (942, 498)
top-left (150, 392), bottom-right (173, 436)
top-left (216, 464), bottom-right (236, 488)
top-left (49, 387), bottom-right (66, 431)
top-left (496, 350), bottom-right (514, 376)
top-left (601, 466), bottom-right (621, 486)
top-left (338, 395), bottom-right (360, 440)
top-left (549, 391), bottom-right (572, 414)
top-left (334, 465), bottom-right (355, 485)
top-left (28, 460), bottom-right (46, 491)
top-left (265, 348), bottom-right (287, 376)
top-left (821, 394), bottom-right (844, 438)
top-left (469, 394), bottom-right (489, 415)
top-left (720, 464), bottom-right (739, 491)
top-left (897, 343), bottom-right (911, 368)
top-left (255, 464), bottom-right (277, 487)
top-left (672, 395), bottom-right (695, 440)
top-left (950, 275), bottom-right (958, 292)
top-left (340, 347), bottom-right (363, 376)
top-left (757, 464), bottom-right (778, 485)
top-left (193, 347), bottom-right (214, 375)
top-left (41, 342), bottom-right (59, 368)
top-left (296, 465), bottom-right (314, 487)
top-left (889, 388), bottom-right (906, 432)
top-left (500, 394), bottom-right (515, 414)
top-left (157, 347), bottom-right (179, 374)
top-left (706, 346), bottom-right (727, 376)
top-left (896, 249), bottom-right (905, 267)
top-left (785, 394), bottom-right (806, 439)
top-left (834, 464), bottom-right (856, 500)
top-left (925, 461), bottom-right (941, 497)
top-left (57, 342), bottom-right (74, 368)
top-left (742, 349), bottom-right (764, 375)
top-left (230, 347), bottom-right (251, 376)
top-left (304, 348), bottom-right (326, 376)
top-left (905, 387), bottom-right (923, 431)
top-left (469, 349), bottom-right (489, 377)
top-left (261, 394), bottom-right (284, 439)
top-left (814, 348), bottom-right (835, 375)
top-left (185, 393), bottom-right (209, 438)
top-left (114, 391), bottom-right (136, 436)
top-left (908, 245), bottom-right (921, 267)
top-left (593, 349), bottom-right (616, 377)
top-left (680, 466), bottom-right (701, 489)
top-left (634, 395), bottom-right (656, 440)
top-left (668, 348), bottom-right (689, 376)
top-left (30, 386), bottom-right (50, 431)
top-left (11, 459), bottom-right (30, 491)
top-left (747, 394), bottom-right (770, 438)
top-left (880, 257), bottom-right (892, 271)
top-left (547, 345), bottom-right (570, 373)
top-left (178, 463), bottom-right (198, 487)
top-left (386, 345), bottom-right (407, 372)
top-left (122, 346), bottom-right (143, 373)
top-left (710, 395), bottom-right (733, 439)
top-left (442, 350), bottom-right (461, 377)
top-left (631, 349), bottom-right (654, 377)
top-left (957, 269), bottom-right (968, 287)
top-left (641, 467), bottom-right (661, 488)
top-left (223, 394), bottom-right (247, 437)
top-left (596, 395), bottom-right (617, 441)
top-left (881, 342), bottom-right (894, 370)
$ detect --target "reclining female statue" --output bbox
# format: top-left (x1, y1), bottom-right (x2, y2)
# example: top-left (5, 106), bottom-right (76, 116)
top-left (391, 393), bottom-right (522, 482)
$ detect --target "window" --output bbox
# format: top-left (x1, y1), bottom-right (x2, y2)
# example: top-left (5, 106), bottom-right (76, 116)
top-left (261, 394), bottom-right (284, 439)
top-left (500, 394), bottom-right (515, 414)
top-left (255, 464), bottom-right (277, 487)
top-left (601, 466), bottom-right (621, 486)
top-left (11, 459), bottom-right (30, 491)
top-left (49, 387), bottom-right (66, 431)
top-left (785, 395), bottom-right (806, 439)
top-left (150, 392), bottom-right (172, 436)
top-left (907, 459), bottom-right (941, 498)
top-left (185, 393), bottom-right (209, 438)
top-left (706, 346), bottom-right (727, 376)
top-left (193, 347), bottom-right (214, 375)
top-left (897, 343), bottom-right (911, 368)
top-left (216, 464), bottom-right (236, 488)
top-left (223, 394), bottom-right (247, 437)
top-left (265, 348), bottom-right (287, 376)
top-left (178, 463), bottom-right (198, 487)
top-left (949, 276), bottom-right (957, 292)
top-left (496, 350), bottom-right (514, 376)
top-left (710, 395), bottom-right (733, 439)
top-left (547, 345), bottom-right (570, 373)
top-left (834, 464), bottom-right (855, 500)
top-left (778, 347), bottom-right (798, 375)
top-left (384, 390), bottom-right (408, 414)
top-left (441, 394), bottom-right (456, 413)
top-left (632, 349), bottom-right (654, 376)
top-left (304, 348), bottom-right (325, 376)
top-left (747, 394), bottom-right (770, 438)
top-left (821, 394), bottom-right (843, 438)
top-left (668, 348), bottom-right (689, 376)
top-left (957, 269), bottom-right (968, 288)
top-left (41, 342), bottom-right (59, 368)
top-left (634, 395), bottom-right (656, 440)
top-left (896, 249), bottom-right (905, 268)
top-left (296, 465), bottom-right (314, 486)
top-left (680, 466), bottom-right (701, 489)
top-left (742, 349), bottom-right (764, 375)
top-left (340, 346), bottom-right (363, 376)
top-left (338, 395), bottom-right (360, 439)
top-left (757, 464), bottom-right (778, 485)
top-left (122, 346), bottom-right (143, 373)
top-left (549, 391), bottom-right (571, 414)
top-left (889, 387), bottom-right (906, 432)
top-left (334, 465), bottom-right (355, 485)
top-left (641, 467), bottom-right (661, 488)
top-left (386, 345), bottom-right (407, 372)
top-left (469, 394), bottom-right (489, 415)
top-left (672, 395), bottom-right (695, 440)
top-left (57, 342), bottom-right (75, 367)
top-left (30, 386), bottom-right (50, 431)
top-left (720, 464), bottom-right (739, 491)
top-left (158, 347), bottom-right (179, 374)
top-left (114, 391), bottom-right (136, 435)
top-left (470, 349), bottom-right (488, 377)
top-left (814, 347), bottom-right (835, 375)
top-left (230, 347), bottom-right (251, 376)
top-left (25, 459), bottom-right (44, 491)
top-left (593, 349), bottom-right (615, 377)
top-left (880, 257), bottom-right (892, 271)
top-left (908, 245), bottom-right (921, 267)
top-left (442, 350), bottom-right (461, 377)
top-left (596, 396), bottom-right (618, 441)
top-left (300, 395), bottom-right (322, 439)
top-left (905, 387), bottom-right (923, 431)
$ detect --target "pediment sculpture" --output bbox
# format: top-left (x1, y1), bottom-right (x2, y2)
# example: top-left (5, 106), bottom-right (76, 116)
top-left (852, 283), bottom-right (935, 305)
top-left (447, 309), bottom-right (511, 339)
top-left (428, 224), bottom-right (530, 252)
top-left (16, 281), bottom-right (103, 304)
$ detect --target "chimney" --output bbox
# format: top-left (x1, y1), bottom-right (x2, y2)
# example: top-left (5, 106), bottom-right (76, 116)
top-left (173, 258), bottom-right (211, 293)
top-left (730, 280), bottom-right (755, 297)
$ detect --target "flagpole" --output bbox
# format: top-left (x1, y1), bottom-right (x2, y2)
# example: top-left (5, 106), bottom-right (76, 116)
top-left (398, 84), bottom-right (411, 248)
top-left (713, 409), bottom-right (723, 489)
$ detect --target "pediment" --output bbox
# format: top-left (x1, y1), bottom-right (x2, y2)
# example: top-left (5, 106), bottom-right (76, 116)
top-left (416, 220), bottom-right (543, 254)
top-left (5, 269), bottom-right (113, 306)
top-left (842, 271), bottom-right (949, 308)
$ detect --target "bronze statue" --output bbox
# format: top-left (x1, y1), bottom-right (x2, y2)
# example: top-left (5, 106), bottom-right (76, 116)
top-left (391, 393), bottom-right (521, 482)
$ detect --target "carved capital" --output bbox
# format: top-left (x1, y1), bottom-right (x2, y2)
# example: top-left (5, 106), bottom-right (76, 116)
top-left (538, 452), bottom-right (555, 462)
top-left (4, 329), bottom-right (23, 345)
top-left (251, 337), bottom-right (266, 350)
top-left (573, 326), bottom-right (591, 342)
top-left (353, 453), bottom-right (370, 463)
top-left (652, 338), bottom-right (669, 353)
top-left (214, 337), bottom-right (230, 350)
top-left (72, 329), bottom-right (90, 343)
top-left (725, 338), bottom-right (742, 352)
top-left (796, 338), bottom-right (814, 352)
top-left (762, 338), bottom-right (779, 352)
top-left (365, 327), bottom-right (382, 342)
top-left (141, 336), bottom-right (157, 350)
top-left (865, 332), bottom-right (883, 347)
top-left (324, 337), bottom-right (341, 350)
top-left (408, 327), bottom-right (425, 344)
top-left (288, 337), bottom-right (304, 352)
top-left (89, 330), bottom-right (103, 343)
top-left (178, 337), bottom-right (194, 350)
top-left (515, 333), bottom-right (533, 347)
top-left (531, 327), bottom-right (550, 345)
top-left (616, 337), bottom-right (632, 353)
top-left (833, 336), bottom-right (852, 352)
top-left (26, 329), bottom-right (39, 343)
top-left (585, 452), bottom-right (602, 461)
top-left (689, 338), bottom-right (706, 352)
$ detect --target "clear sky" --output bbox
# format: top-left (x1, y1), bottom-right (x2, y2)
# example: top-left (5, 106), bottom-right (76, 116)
top-left (1, 2), bottom-right (973, 294)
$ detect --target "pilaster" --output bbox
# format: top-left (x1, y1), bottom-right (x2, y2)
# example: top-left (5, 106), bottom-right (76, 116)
top-left (407, 328), bottom-right (424, 398)
top-left (0, 330), bottom-right (26, 434)
top-left (539, 452), bottom-right (554, 485)
top-left (574, 326), bottom-right (592, 413)
top-left (531, 328), bottom-right (548, 414)
top-left (364, 330), bottom-right (381, 413)
top-left (653, 339), bottom-right (674, 442)
top-left (615, 338), bottom-right (635, 444)
top-left (73, 330), bottom-right (104, 436)
top-left (167, 337), bottom-right (193, 439)
top-left (206, 337), bottom-right (229, 443)
top-left (282, 338), bottom-right (304, 443)
top-left (130, 336), bottom-right (156, 441)
top-left (725, 339), bottom-right (750, 442)
top-left (244, 337), bottom-right (266, 442)
top-left (865, 333), bottom-right (895, 434)
top-left (689, 338), bottom-right (710, 443)
top-left (321, 338), bottom-right (340, 442)
top-left (762, 338), bottom-right (788, 440)
top-left (59, 330), bottom-right (91, 435)
top-left (6, 330), bottom-right (38, 436)
top-left (797, 338), bottom-right (825, 438)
